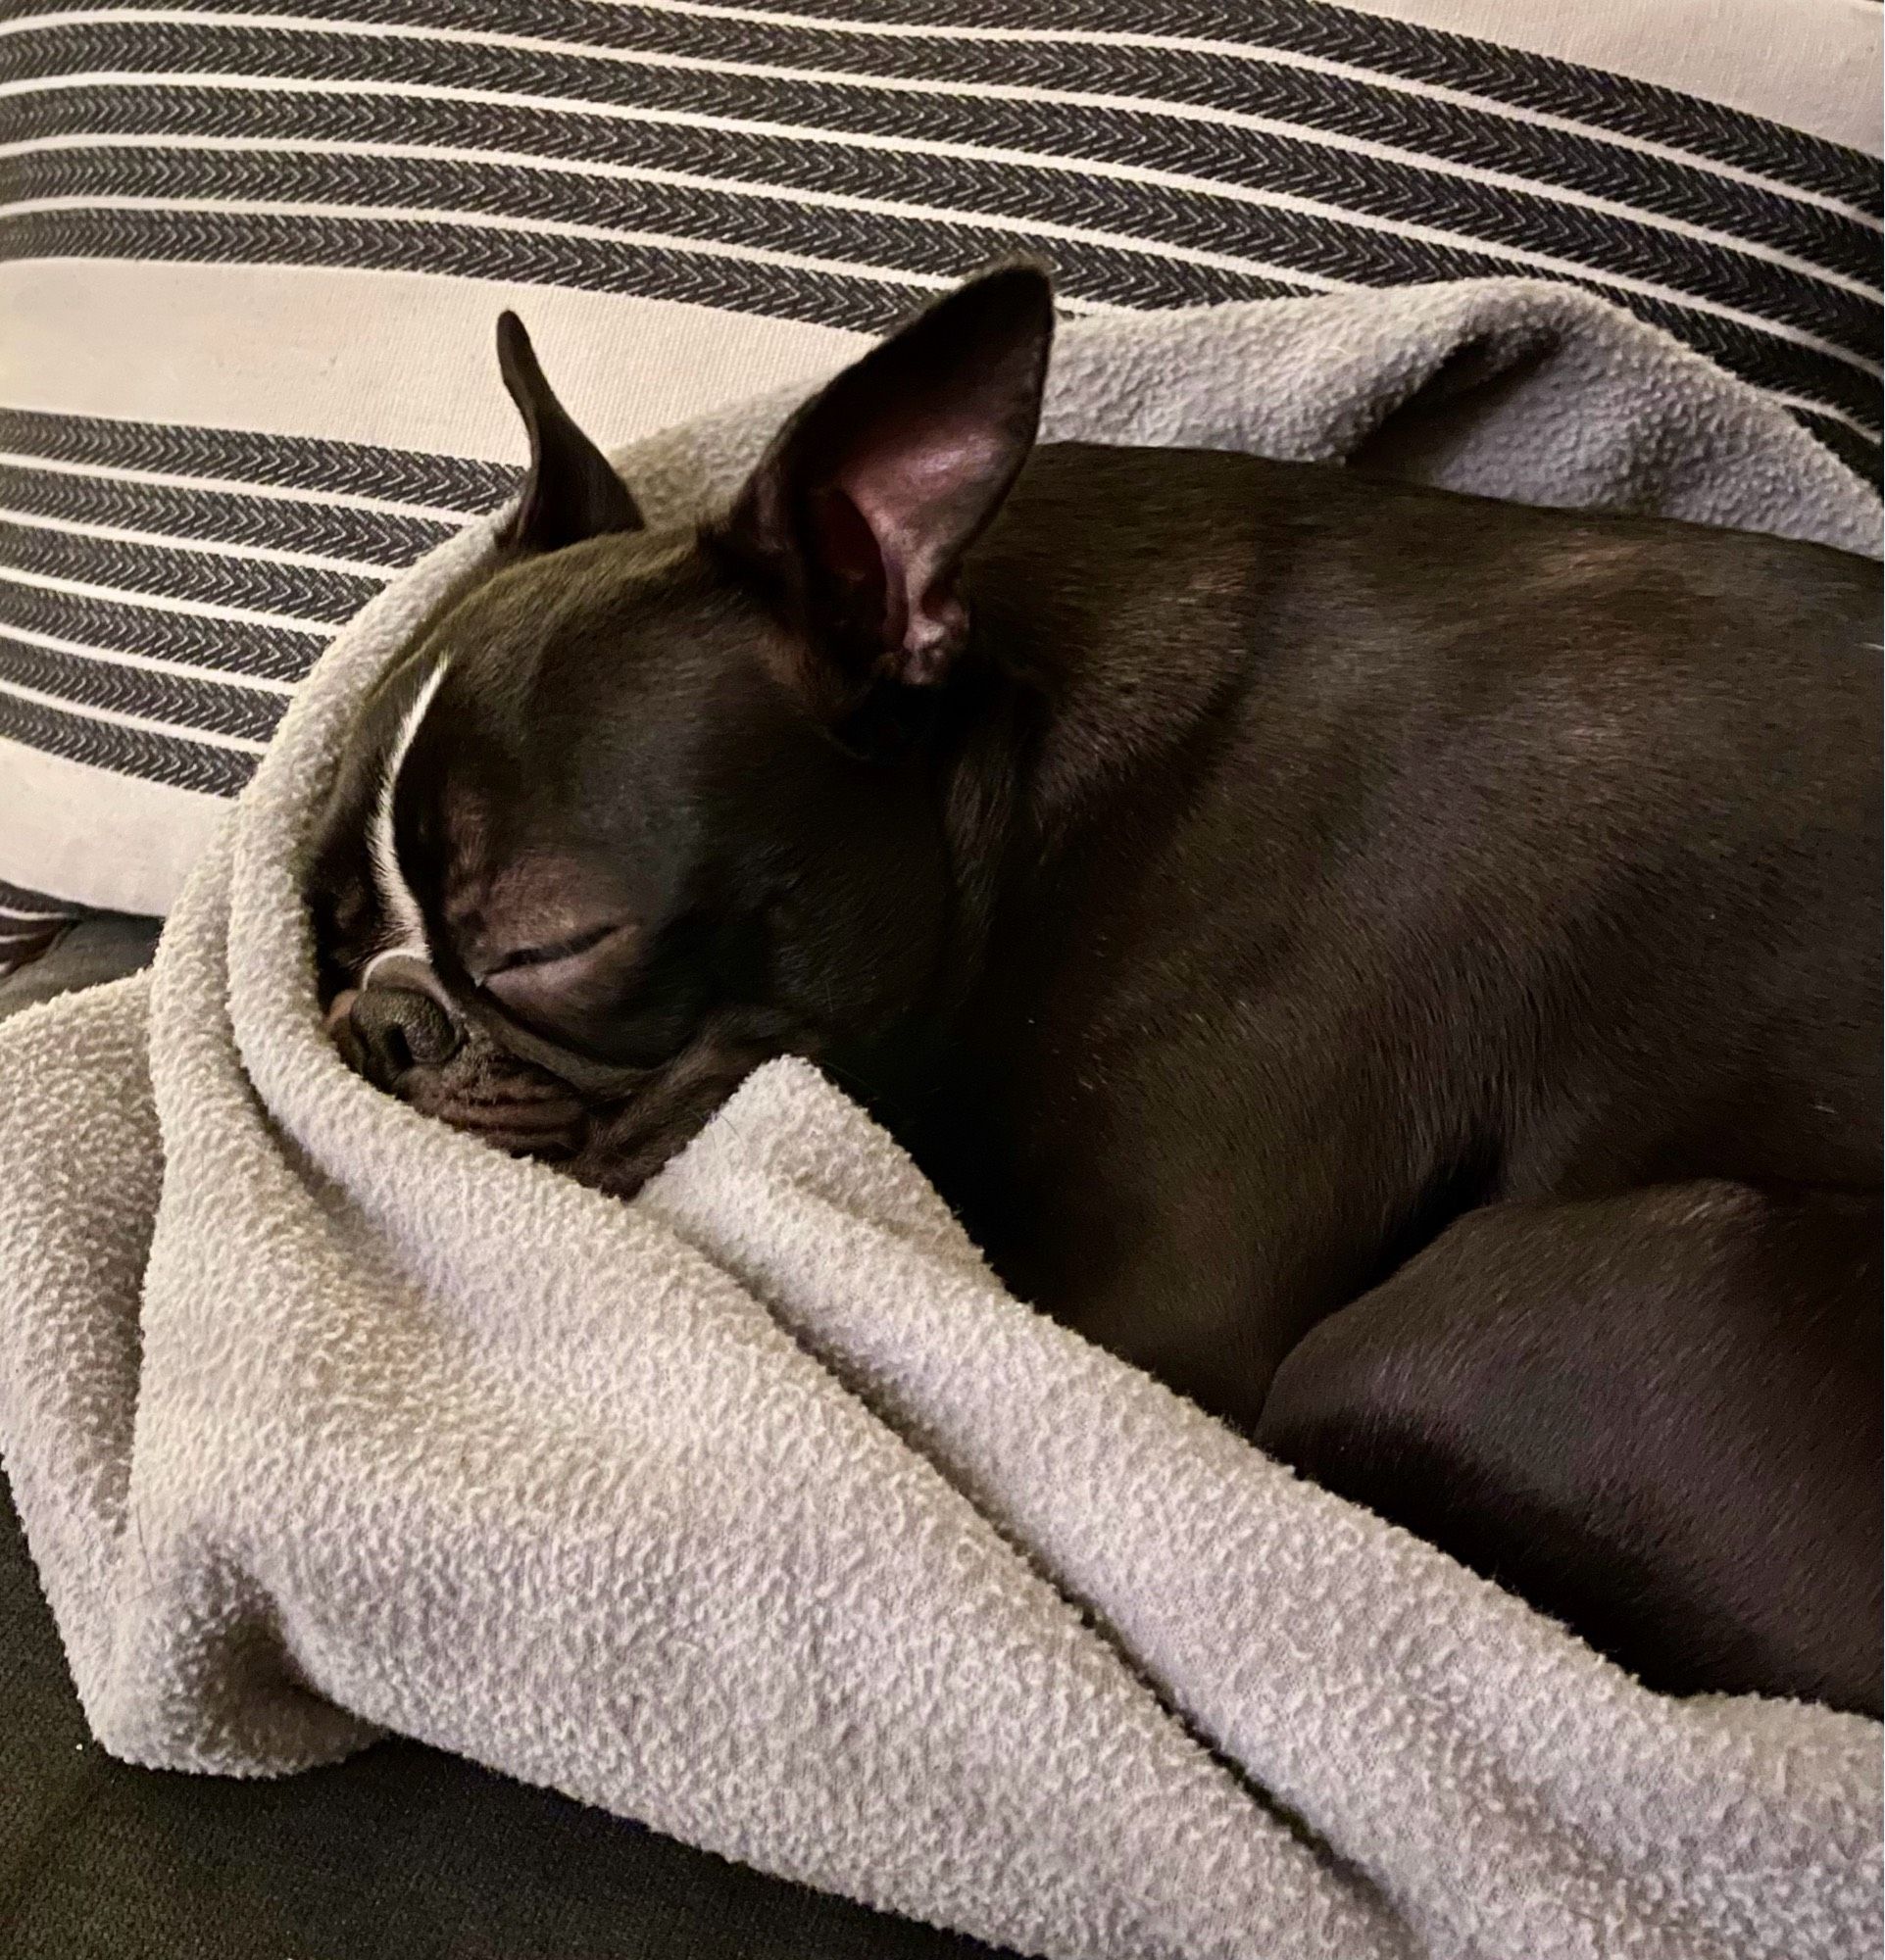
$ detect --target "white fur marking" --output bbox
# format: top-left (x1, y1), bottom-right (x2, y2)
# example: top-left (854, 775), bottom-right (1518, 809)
top-left (368, 658), bottom-right (449, 962)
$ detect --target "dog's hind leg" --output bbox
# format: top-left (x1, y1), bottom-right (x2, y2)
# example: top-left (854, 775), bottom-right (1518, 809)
top-left (1253, 1181), bottom-right (1880, 1713)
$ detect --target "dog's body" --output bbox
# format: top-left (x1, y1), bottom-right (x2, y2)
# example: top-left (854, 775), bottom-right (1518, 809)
top-left (310, 271), bottom-right (1881, 1714)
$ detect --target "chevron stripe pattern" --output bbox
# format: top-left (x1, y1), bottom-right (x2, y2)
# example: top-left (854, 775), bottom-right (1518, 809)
top-left (0, 0), bottom-right (1878, 948)
top-left (0, 405), bottom-right (515, 800)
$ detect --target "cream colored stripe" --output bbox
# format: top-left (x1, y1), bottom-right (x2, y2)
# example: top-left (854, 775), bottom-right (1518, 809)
top-left (0, 259), bottom-right (867, 457)
top-left (0, 733), bottom-right (226, 911)
top-left (1, 252), bottom-right (1873, 473)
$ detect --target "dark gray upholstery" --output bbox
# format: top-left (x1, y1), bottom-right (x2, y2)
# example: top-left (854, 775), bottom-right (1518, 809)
top-left (0, 913), bottom-right (162, 1021)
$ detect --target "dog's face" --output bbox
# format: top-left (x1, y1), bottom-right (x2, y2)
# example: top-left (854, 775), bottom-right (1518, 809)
top-left (307, 267), bottom-right (1054, 1191)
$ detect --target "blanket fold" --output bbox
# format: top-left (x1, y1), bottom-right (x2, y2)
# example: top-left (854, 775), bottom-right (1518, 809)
top-left (2, 278), bottom-right (1879, 1960)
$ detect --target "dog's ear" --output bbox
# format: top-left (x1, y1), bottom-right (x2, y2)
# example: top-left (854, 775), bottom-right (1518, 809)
top-left (719, 264), bottom-right (1054, 710)
top-left (496, 312), bottom-right (642, 553)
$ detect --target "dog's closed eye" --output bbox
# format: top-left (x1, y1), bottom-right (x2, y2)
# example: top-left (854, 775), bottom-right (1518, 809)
top-left (478, 920), bottom-right (625, 982)
top-left (477, 920), bottom-right (633, 1018)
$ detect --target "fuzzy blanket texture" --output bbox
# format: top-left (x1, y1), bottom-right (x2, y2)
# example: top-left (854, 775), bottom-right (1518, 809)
top-left (1, 279), bottom-right (1880, 1960)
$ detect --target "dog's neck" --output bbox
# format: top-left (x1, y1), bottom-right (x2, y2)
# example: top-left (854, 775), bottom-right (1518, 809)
top-left (921, 445), bottom-right (1281, 999)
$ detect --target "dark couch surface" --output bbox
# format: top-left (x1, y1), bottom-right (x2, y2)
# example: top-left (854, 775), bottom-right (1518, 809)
top-left (0, 913), bottom-right (163, 1020)
top-left (0, 928), bottom-right (998, 1960)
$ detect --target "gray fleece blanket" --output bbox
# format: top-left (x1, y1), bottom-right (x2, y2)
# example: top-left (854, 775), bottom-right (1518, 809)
top-left (2, 279), bottom-right (1880, 1960)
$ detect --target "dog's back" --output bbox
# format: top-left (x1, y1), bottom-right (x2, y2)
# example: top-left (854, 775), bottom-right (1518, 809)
top-left (918, 445), bottom-right (1880, 1708)
top-left (925, 446), bottom-right (1879, 1318)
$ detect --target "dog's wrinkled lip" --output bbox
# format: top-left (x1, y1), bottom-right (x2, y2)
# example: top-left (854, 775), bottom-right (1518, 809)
top-left (449, 986), bottom-right (650, 1100)
top-left (322, 950), bottom-right (650, 1102)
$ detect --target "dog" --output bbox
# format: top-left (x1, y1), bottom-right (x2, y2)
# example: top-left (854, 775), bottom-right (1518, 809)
top-left (309, 267), bottom-right (1881, 1715)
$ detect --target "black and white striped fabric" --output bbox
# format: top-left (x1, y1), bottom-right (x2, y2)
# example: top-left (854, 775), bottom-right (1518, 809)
top-left (0, 407), bottom-right (515, 797)
top-left (1, 0), bottom-right (1880, 942)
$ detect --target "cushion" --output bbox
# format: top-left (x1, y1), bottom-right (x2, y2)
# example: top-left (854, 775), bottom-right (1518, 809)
top-left (0, 907), bottom-right (159, 1007)
top-left (0, 0), bottom-right (1879, 917)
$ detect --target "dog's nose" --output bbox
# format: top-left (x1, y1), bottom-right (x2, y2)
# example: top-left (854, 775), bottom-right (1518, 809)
top-left (348, 983), bottom-right (463, 1088)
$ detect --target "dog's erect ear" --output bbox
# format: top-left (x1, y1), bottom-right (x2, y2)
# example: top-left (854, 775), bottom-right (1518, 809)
top-left (719, 264), bottom-right (1054, 705)
top-left (496, 312), bottom-right (642, 554)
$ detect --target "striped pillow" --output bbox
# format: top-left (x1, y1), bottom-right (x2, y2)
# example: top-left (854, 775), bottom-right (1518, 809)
top-left (2, 0), bottom-right (1879, 952)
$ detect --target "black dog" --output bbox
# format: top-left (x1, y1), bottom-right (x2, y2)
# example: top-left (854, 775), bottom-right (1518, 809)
top-left (309, 268), bottom-right (1881, 1715)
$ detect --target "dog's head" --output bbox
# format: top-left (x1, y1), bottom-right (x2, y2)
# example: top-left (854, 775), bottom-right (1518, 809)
top-left (307, 266), bottom-right (1055, 1191)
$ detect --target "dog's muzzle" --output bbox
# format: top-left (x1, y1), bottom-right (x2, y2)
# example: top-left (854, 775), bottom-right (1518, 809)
top-left (326, 951), bottom-right (651, 1104)
top-left (326, 954), bottom-right (465, 1092)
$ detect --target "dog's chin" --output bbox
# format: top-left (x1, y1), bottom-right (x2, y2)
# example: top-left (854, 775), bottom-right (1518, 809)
top-left (397, 1054), bottom-right (591, 1161)
top-left (329, 990), bottom-right (799, 1193)
top-left (561, 1026), bottom-right (793, 1198)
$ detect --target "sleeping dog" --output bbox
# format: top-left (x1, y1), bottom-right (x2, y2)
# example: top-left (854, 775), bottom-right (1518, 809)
top-left (309, 268), bottom-right (1881, 1716)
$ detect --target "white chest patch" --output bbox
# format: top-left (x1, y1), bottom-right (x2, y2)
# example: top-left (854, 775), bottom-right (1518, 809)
top-left (367, 658), bottom-right (449, 972)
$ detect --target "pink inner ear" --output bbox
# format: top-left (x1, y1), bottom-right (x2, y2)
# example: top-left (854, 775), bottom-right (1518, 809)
top-left (832, 416), bottom-right (1007, 670)
top-left (810, 483), bottom-right (894, 629)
